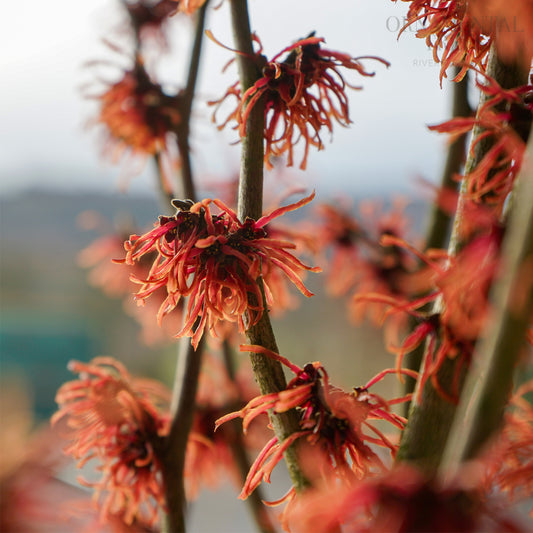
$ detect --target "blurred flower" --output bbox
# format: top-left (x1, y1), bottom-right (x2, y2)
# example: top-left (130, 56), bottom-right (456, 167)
top-left (315, 201), bottom-right (366, 296)
top-left (77, 211), bottom-right (184, 346)
top-left (211, 34), bottom-right (389, 169)
top-left (123, 0), bottom-right (178, 45)
top-left (184, 353), bottom-right (269, 499)
top-left (358, 219), bottom-right (503, 402)
top-left (316, 198), bottom-right (433, 347)
top-left (216, 345), bottom-right (412, 500)
top-left (0, 381), bottom-right (86, 532)
top-left (482, 380), bottom-right (533, 515)
top-left (469, 0), bottom-right (533, 66)
top-left (119, 192), bottom-right (320, 348)
top-left (286, 464), bottom-right (523, 533)
top-left (52, 357), bottom-right (171, 527)
top-left (89, 60), bottom-right (182, 188)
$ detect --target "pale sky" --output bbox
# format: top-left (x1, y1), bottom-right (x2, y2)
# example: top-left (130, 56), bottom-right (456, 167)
top-left (0, 0), bottom-right (456, 197)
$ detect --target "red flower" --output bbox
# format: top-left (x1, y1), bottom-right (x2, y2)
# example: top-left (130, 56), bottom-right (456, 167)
top-left (211, 34), bottom-right (389, 169)
top-left (119, 192), bottom-right (320, 348)
top-left (397, 0), bottom-right (491, 82)
top-left (429, 73), bottom-right (532, 208)
top-left (52, 357), bottom-right (171, 526)
top-left (216, 346), bottom-right (414, 500)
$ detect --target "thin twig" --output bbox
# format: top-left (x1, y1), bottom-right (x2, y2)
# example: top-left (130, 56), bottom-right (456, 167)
top-left (157, 5), bottom-right (209, 532)
top-left (229, 0), bottom-right (309, 493)
top-left (175, 0), bottom-right (209, 200)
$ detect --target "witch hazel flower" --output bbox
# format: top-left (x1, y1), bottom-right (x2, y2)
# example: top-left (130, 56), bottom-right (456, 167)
top-left (356, 219), bottom-right (503, 403)
top-left (118, 192), bottom-right (320, 348)
top-left (430, 72), bottom-right (533, 208)
top-left (395, 0), bottom-right (492, 82)
top-left (210, 34), bottom-right (389, 169)
top-left (216, 345), bottom-right (415, 501)
top-left (88, 58), bottom-right (182, 188)
top-left (52, 357), bottom-right (171, 527)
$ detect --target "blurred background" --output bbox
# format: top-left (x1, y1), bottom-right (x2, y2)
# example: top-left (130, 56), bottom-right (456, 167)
top-left (0, 0), bottom-right (463, 530)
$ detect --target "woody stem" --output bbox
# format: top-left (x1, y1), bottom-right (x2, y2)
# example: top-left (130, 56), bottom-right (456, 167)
top-left (440, 125), bottom-right (533, 477)
top-left (229, 0), bottom-right (309, 493)
top-left (396, 47), bottom-right (529, 473)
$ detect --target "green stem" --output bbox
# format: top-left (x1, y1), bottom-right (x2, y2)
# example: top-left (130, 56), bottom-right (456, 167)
top-left (229, 0), bottom-right (309, 494)
top-left (440, 127), bottom-right (533, 478)
top-left (404, 67), bottom-right (471, 411)
top-left (396, 48), bottom-right (529, 473)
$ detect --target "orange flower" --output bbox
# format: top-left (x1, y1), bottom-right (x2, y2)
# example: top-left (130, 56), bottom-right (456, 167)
top-left (396, 0), bottom-right (491, 81)
top-left (357, 223), bottom-right (502, 403)
top-left (92, 61), bottom-right (181, 181)
top-left (118, 192), bottom-right (320, 348)
top-left (52, 357), bottom-right (171, 526)
top-left (429, 73), bottom-right (532, 208)
top-left (216, 346), bottom-right (413, 500)
top-left (211, 34), bottom-right (389, 169)
top-left (469, 0), bottom-right (533, 66)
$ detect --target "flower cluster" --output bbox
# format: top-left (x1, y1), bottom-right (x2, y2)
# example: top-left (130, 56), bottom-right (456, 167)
top-left (216, 345), bottom-right (414, 500)
top-left (211, 35), bottom-right (389, 169)
top-left (316, 199), bottom-right (433, 347)
top-left (52, 357), bottom-right (171, 526)
top-left (358, 212), bottom-right (504, 402)
top-left (119, 192), bottom-right (320, 348)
